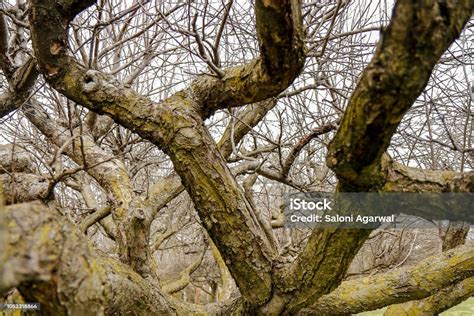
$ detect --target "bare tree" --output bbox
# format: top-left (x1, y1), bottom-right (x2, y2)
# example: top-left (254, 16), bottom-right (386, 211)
top-left (0, 0), bottom-right (473, 314)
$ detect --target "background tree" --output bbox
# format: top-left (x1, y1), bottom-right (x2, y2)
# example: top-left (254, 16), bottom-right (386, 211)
top-left (0, 0), bottom-right (473, 314)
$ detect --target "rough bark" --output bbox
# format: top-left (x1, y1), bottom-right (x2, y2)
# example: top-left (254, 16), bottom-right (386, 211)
top-left (0, 202), bottom-right (174, 315)
top-left (0, 56), bottom-right (38, 118)
top-left (385, 277), bottom-right (474, 315)
top-left (327, 0), bottom-right (474, 190)
top-left (0, 144), bottom-right (36, 174)
top-left (300, 245), bottom-right (474, 315)
top-left (0, 145), bottom-right (49, 204)
top-left (191, 0), bottom-right (305, 117)
top-left (0, 4), bottom-right (38, 116)
top-left (270, 228), bottom-right (372, 314)
top-left (0, 173), bottom-right (48, 204)
top-left (28, 0), bottom-right (304, 307)
top-left (272, 1), bottom-right (474, 314)
top-left (142, 97), bottom-right (278, 221)
top-left (0, 202), bottom-right (249, 315)
top-left (384, 161), bottom-right (473, 193)
top-left (382, 161), bottom-right (474, 222)
top-left (384, 219), bottom-right (470, 314)
top-left (442, 221), bottom-right (470, 251)
top-left (22, 103), bottom-right (146, 272)
top-left (19, 0), bottom-right (474, 314)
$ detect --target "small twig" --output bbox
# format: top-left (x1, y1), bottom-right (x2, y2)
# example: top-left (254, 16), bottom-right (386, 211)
top-left (191, 13), bottom-right (225, 78)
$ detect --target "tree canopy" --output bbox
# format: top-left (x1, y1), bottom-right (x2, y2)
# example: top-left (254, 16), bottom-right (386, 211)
top-left (0, 0), bottom-right (473, 314)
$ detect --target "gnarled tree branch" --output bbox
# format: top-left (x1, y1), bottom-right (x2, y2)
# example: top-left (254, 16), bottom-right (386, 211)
top-left (28, 0), bottom-right (306, 307)
top-left (300, 245), bottom-right (474, 315)
top-left (0, 202), bottom-right (174, 314)
top-left (276, 1), bottom-right (474, 313)
top-left (327, 0), bottom-right (474, 190)
top-left (191, 0), bottom-right (305, 117)
top-left (385, 277), bottom-right (474, 315)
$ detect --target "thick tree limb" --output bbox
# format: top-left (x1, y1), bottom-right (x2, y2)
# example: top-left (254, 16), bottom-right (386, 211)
top-left (27, 0), bottom-right (305, 306)
top-left (0, 202), bottom-right (174, 314)
top-left (162, 247), bottom-right (206, 294)
top-left (271, 228), bottom-right (373, 314)
top-left (441, 221), bottom-right (470, 251)
top-left (0, 144), bottom-right (35, 174)
top-left (0, 173), bottom-right (48, 204)
top-left (0, 56), bottom-right (38, 118)
top-left (278, 1), bottom-right (474, 313)
top-left (142, 98), bottom-right (277, 221)
top-left (79, 204), bottom-right (112, 233)
top-left (23, 104), bottom-right (137, 262)
top-left (384, 214), bottom-right (470, 314)
top-left (327, 0), bottom-right (474, 189)
top-left (0, 201), bottom-right (247, 315)
top-left (24, 104), bottom-right (133, 212)
top-left (0, 144), bottom-right (49, 203)
top-left (300, 245), bottom-right (474, 315)
top-left (191, 0), bottom-right (305, 117)
top-left (384, 161), bottom-right (473, 193)
top-left (384, 277), bottom-right (474, 315)
top-left (23, 103), bottom-right (160, 281)
top-left (26, 0), bottom-right (474, 313)
top-left (0, 6), bottom-right (12, 79)
top-left (377, 161), bottom-right (474, 222)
